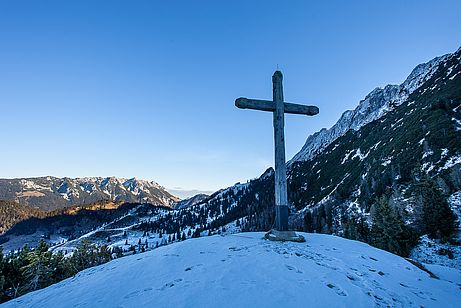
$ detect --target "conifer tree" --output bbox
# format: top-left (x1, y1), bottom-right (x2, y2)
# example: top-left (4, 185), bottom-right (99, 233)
top-left (370, 195), bottom-right (418, 256)
top-left (417, 177), bottom-right (457, 239)
top-left (176, 229), bottom-right (181, 241)
top-left (0, 247), bottom-right (5, 301)
top-left (22, 240), bottom-right (53, 291)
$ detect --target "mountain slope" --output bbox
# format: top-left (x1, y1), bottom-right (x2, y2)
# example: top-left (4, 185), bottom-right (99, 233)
top-left (0, 200), bottom-right (45, 235)
top-left (174, 193), bottom-right (209, 209)
top-left (289, 50), bottom-right (452, 164)
top-left (0, 177), bottom-right (179, 211)
top-left (287, 46), bottom-right (461, 217)
top-left (0, 201), bottom-right (171, 253)
top-left (3, 233), bottom-right (460, 308)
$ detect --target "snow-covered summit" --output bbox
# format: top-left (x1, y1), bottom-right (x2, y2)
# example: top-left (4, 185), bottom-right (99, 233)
top-left (289, 50), bottom-right (452, 164)
top-left (5, 232), bottom-right (460, 307)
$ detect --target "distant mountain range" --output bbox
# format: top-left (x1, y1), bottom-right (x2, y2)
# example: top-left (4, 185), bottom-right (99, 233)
top-left (0, 176), bottom-right (180, 211)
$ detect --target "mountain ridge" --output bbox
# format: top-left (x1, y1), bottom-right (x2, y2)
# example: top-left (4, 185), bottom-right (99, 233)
top-left (289, 51), bottom-right (449, 164)
top-left (0, 176), bottom-right (179, 211)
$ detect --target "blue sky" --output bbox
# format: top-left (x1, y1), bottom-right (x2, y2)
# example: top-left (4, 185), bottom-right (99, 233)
top-left (0, 0), bottom-right (460, 192)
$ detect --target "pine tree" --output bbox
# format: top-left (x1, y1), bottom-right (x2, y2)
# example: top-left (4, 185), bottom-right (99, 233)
top-left (22, 240), bottom-right (53, 291)
top-left (70, 240), bottom-right (98, 271)
top-left (97, 246), bottom-right (111, 264)
top-left (176, 229), bottom-right (181, 241)
top-left (50, 251), bottom-right (72, 282)
top-left (344, 218), bottom-right (357, 240)
top-left (192, 229), bottom-right (201, 238)
top-left (0, 247), bottom-right (5, 301)
top-left (370, 196), bottom-right (418, 256)
top-left (417, 178), bottom-right (457, 239)
top-left (303, 211), bottom-right (313, 232)
top-left (356, 217), bottom-right (370, 243)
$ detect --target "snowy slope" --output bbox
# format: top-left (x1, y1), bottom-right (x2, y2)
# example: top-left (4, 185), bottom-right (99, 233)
top-left (3, 233), bottom-right (460, 308)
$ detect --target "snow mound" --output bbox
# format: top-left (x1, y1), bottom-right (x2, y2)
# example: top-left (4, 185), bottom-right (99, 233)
top-left (4, 233), bottom-right (460, 308)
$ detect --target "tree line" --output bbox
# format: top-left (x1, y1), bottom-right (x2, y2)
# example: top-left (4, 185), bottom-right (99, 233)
top-left (0, 239), bottom-right (113, 304)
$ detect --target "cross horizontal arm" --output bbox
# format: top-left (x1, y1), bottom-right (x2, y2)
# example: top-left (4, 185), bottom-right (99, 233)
top-left (235, 97), bottom-right (319, 116)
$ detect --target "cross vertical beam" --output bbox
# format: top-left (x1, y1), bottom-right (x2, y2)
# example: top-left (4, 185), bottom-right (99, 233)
top-left (235, 70), bottom-right (318, 240)
top-left (272, 71), bottom-right (289, 231)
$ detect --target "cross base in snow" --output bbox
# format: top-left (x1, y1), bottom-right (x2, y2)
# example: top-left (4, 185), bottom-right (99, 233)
top-left (264, 229), bottom-right (305, 243)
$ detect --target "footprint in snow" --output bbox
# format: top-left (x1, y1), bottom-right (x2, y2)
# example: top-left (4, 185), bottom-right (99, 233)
top-left (124, 290), bottom-right (140, 299)
top-left (285, 264), bottom-right (303, 274)
top-left (159, 278), bottom-right (183, 291)
top-left (326, 283), bottom-right (347, 296)
top-left (184, 264), bottom-right (203, 271)
top-left (346, 274), bottom-right (357, 281)
top-left (229, 246), bottom-right (244, 251)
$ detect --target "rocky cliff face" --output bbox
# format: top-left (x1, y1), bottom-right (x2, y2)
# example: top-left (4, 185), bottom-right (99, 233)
top-left (289, 52), bottom-right (450, 164)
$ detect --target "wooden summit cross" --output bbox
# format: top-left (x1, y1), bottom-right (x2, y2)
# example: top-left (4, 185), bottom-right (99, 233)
top-left (235, 71), bottom-right (319, 242)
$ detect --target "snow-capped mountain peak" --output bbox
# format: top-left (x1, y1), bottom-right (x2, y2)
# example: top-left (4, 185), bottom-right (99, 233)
top-left (289, 51), bottom-right (451, 164)
top-left (0, 176), bottom-right (180, 211)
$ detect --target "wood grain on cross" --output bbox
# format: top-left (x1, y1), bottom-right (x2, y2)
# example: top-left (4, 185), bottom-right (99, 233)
top-left (235, 71), bottom-right (319, 232)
